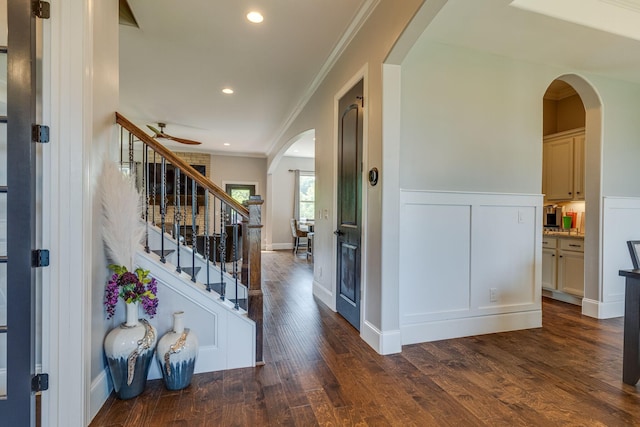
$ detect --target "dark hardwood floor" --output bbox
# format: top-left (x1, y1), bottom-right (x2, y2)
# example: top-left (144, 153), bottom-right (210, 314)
top-left (91, 251), bottom-right (640, 426)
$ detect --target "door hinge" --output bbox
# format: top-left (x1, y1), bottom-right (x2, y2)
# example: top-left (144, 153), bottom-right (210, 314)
top-left (32, 249), bottom-right (50, 267)
top-left (31, 373), bottom-right (49, 392)
top-left (32, 124), bottom-right (49, 143)
top-left (32, 1), bottom-right (50, 19)
top-left (33, 1), bottom-right (50, 19)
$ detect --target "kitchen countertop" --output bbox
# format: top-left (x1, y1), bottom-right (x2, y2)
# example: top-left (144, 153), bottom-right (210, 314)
top-left (542, 230), bottom-right (584, 239)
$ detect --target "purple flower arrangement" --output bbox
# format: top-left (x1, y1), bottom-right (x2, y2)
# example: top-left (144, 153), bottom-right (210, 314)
top-left (105, 264), bottom-right (158, 319)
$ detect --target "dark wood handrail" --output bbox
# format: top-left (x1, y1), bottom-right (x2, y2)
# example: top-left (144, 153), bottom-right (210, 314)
top-left (115, 112), bottom-right (249, 218)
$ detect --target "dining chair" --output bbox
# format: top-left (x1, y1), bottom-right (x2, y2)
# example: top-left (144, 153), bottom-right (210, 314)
top-left (290, 218), bottom-right (308, 254)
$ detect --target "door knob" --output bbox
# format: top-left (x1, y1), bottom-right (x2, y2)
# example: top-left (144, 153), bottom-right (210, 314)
top-left (334, 230), bottom-right (344, 236)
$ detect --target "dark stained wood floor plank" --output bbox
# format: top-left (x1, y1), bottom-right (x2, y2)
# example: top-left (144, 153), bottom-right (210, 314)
top-left (91, 251), bottom-right (640, 426)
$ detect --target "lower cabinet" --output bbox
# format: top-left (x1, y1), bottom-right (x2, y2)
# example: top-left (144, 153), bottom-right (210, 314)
top-left (542, 236), bottom-right (584, 298)
top-left (542, 241), bottom-right (557, 290)
top-left (558, 249), bottom-right (584, 297)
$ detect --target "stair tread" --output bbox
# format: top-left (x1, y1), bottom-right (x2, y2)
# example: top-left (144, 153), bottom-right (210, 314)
top-left (230, 298), bottom-right (248, 310)
top-left (183, 266), bottom-right (201, 275)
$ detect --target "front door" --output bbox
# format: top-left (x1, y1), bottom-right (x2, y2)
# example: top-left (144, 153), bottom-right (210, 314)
top-left (0, 0), bottom-right (40, 425)
top-left (335, 80), bottom-right (363, 330)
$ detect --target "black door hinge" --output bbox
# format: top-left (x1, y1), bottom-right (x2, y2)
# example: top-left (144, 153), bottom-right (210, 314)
top-left (32, 373), bottom-right (49, 392)
top-left (32, 124), bottom-right (49, 143)
top-left (33, 1), bottom-right (50, 19)
top-left (32, 249), bottom-right (50, 267)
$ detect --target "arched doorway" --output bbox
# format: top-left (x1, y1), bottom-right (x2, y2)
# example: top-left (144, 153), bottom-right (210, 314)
top-left (541, 75), bottom-right (603, 315)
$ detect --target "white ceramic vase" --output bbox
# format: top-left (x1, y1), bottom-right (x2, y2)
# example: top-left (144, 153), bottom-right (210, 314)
top-left (156, 311), bottom-right (198, 390)
top-left (104, 301), bottom-right (157, 399)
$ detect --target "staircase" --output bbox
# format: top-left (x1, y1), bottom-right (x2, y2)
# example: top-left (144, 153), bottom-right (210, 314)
top-left (115, 112), bottom-right (264, 374)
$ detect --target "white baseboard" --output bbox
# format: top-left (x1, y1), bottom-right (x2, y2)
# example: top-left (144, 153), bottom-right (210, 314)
top-left (313, 280), bottom-right (335, 311)
top-left (582, 298), bottom-right (623, 319)
top-left (90, 369), bottom-right (112, 422)
top-left (271, 243), bottom-right (294, 250)
top-left (361, 321), bottom-right (402, 355)
top-left (401, 310), bottom-right (542, 345)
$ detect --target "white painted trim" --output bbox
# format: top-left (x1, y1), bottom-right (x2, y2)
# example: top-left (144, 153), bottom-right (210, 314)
top-left (89, 370), bottom-right (111, 422)
top-left (380, 63), bottom-right (402, 340)
top-left (360, 321), bottom-right (402, 355)
top-left (401, 310), bottom-right (542, 345)
top-left (43, 1), bottom-right (93, 425)
top-left (271, 243), bottom-right (295, 251)
top-left (313, 280), bottom-right (336, 311)
top-left (582, 298), bottom-right (623, 319)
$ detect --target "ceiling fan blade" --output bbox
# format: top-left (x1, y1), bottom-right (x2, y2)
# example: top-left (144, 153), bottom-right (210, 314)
top-left (146, 123), bottom-right (202, 145)
top-left (165, 134), bottom-right (202, 145)
top-left (146, 124), bottom-right (164, 137)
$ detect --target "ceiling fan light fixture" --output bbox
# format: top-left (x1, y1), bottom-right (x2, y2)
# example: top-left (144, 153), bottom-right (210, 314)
top-left (246, 11), bottom-right (264, 23)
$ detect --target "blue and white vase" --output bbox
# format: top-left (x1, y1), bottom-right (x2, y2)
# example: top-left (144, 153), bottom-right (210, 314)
top-left (156, 311), bottom-right (198, 390)
top-left (104, 301), bottom-right (157, 400)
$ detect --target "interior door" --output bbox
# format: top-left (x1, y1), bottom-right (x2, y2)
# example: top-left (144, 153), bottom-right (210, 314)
top-left (335, 80), bottom-right (363, 330)
top-left (0, 0), bottom-right (39, 424)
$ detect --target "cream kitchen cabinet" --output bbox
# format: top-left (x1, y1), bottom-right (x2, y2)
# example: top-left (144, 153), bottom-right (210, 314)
top-left (543, 129), bottom-right (585, 202)
top-left (557, 238), bottom-right (584, 297)
top-left (542, 237), bottom-right (557, 290)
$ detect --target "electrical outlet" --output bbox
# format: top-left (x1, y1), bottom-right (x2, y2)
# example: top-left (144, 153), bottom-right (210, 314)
top-left (490, 288), bottom-right (498, 302)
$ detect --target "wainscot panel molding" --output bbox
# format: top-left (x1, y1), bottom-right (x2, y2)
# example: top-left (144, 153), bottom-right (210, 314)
top-left (600, 196), bottom-right (640, 318)
top-left (399, 190), bottom-right (543, 344)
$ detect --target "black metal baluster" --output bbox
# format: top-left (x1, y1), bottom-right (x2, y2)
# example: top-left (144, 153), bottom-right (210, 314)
top-left (190, 179), bottom-right (197, 282)
top-left (175, 168), bottom-right (181, 273)
top-left (152, 152), bottom-right (157, 225)
top-left (128, 132), bottom-right (134, 176)
top-left (144, 147), bottom-right (150, 253)
top-left (160, 157), bottom-right (167, 263)
top-left (183, 172), bottom-right (188, 245)
top-left (205, 191), bottom-right (211, 292)
top-left (219, 201), bottom-right (226, 300)
top-left (233, 210), bottom-right (239, 310)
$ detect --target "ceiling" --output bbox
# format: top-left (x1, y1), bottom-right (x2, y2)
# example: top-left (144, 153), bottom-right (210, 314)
top-left (422, 0), bottom-right (640, 87)
top-left (119, 0), bottom-right (369, 157)
top-left (120, 0), bottom-right (640, 158)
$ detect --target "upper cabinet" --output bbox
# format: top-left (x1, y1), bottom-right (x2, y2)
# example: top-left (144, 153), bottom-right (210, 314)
top-left (543, 128), bottom-right (585, 202)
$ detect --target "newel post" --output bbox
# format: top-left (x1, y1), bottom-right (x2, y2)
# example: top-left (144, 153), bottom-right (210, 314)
top-left (246, 195), bottom-right (264, 364)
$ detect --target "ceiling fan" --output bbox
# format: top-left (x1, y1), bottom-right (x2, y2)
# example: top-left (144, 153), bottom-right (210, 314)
top-left (147, 122), bottom-right (202, 145)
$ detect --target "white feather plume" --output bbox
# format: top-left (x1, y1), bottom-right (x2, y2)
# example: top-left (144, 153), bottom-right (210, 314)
top-left (100, 159), bottom-right (145, 271)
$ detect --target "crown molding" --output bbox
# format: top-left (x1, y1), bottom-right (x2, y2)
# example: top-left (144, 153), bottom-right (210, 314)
top-left (265, 0), bottom-right (380, 157)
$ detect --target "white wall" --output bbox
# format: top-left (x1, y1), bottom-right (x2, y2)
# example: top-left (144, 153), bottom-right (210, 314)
top-left (269, 156), bottom-right (314, 249)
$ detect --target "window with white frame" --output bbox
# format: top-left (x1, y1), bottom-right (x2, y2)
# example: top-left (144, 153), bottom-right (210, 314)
top-left (298, 173), bottom-right (315, 221)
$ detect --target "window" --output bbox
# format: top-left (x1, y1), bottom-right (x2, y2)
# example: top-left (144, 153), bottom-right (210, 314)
top-left (299, 174), bottom-right (315, 221)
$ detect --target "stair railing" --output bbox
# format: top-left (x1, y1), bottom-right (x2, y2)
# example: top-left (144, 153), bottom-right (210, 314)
top-left (115, 112), bottom-right (264, 364)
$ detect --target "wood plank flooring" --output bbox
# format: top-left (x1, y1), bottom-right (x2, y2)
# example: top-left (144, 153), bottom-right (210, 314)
top-left (91, 251), bottom-right (640, 426)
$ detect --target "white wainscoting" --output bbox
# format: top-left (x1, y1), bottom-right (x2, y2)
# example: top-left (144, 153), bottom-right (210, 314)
top-left (600, 197), bottom-right (640, 318)
top-left (399, 191), bottom-right (543, 344)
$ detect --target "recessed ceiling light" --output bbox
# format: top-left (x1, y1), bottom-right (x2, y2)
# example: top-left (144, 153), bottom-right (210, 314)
top-left (222, 88), bottom-right (234, 94)
top-left (223, 142), bottom-right (231, 146)
top-left (246, 11), bottom-right (264, 23)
